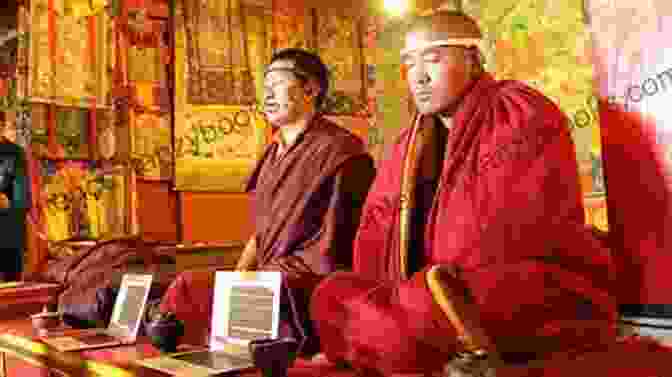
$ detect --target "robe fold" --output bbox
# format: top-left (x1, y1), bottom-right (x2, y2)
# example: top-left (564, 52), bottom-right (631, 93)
top-left (311, 73), bottom-right (618, 376)
top-left (246, 116), bottom-right (375, 355)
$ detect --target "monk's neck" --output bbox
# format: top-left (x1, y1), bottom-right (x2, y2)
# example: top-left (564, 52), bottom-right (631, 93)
top-left (437, 114), bottom-right (453, 129)
top-left (278, 111), bottom-right (315, 151)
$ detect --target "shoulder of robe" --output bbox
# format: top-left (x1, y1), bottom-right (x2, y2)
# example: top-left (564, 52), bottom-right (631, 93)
top-left (314, 118), bottom-right (369, 156)
top-left (358, 126), bottom-right (411, 196)
top-left (480, 79), bottom-right (570, 149)
top-left (367, 125), bottom-right (412, 174)
top-left (387, 126), bottom-right (414, 159)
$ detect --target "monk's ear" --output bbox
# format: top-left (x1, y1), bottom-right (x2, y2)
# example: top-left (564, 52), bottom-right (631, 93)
top-left (465, 47), bottom-right (484, 74)
top-left (304, 80), bottom-right (320, 101)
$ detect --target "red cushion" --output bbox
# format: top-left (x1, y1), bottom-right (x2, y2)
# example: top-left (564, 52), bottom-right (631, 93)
top-left (161, 271), bottom-right (672, 377)
top-left (241, 358), bottom-right (364, 377)
top-left (160, 269), bottom-right (217, 346)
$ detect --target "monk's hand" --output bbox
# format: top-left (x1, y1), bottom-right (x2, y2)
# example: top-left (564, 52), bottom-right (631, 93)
top-left (264, 256), bottom-right (322, 288)
top-left (280, 256), bottom-right (314, 274)
top-left (271, 256), bottom-right (312, 278)
top-left (262, 256), bottom-right (300, 276)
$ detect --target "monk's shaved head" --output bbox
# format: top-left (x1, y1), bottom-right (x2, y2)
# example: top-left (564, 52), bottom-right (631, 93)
top-left (403, 11), bottom-right (482, 55)
top-left (402, 10), bottom-right (485, 116)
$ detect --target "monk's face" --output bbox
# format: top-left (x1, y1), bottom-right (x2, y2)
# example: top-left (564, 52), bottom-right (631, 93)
top-left (402, 32), bottom-right (476, 115)
top-left (263, 60), bottom-right (312, 128)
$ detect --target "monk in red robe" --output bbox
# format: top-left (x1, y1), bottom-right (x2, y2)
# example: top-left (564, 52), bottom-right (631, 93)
top-left (310, 11), bottom-right (618, 376)
top-left (236, 49), bottom-right (376, 355)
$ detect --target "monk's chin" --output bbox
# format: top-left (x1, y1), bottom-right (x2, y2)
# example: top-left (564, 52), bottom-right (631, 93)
top-left (415, 105), bottom-right (439, 116)
top-left (415, 102), bottom-right (459, 117)
top-left (417, 108), bottom-right (455, 117)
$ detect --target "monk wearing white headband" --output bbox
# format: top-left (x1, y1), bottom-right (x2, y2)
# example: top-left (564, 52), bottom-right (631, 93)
top-left (310, 10), bottom-right (618, 376)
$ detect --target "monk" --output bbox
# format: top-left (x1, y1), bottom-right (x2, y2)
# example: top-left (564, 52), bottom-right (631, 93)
top-left (236, 48), bottom-right (376, 355)
top-left (309, 10), bottom-right (618, 376)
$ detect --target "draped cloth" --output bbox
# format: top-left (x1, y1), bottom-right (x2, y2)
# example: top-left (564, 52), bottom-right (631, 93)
top-left (310, 73), bottom-right (619, 376)
top-left (246, 116), bottom-right (375, 355)
top-left (181, 0), bottom-right (256, 105)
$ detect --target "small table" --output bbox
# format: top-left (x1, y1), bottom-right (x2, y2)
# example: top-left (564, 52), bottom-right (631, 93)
top-left (0, 319), bottom-right (263, 377)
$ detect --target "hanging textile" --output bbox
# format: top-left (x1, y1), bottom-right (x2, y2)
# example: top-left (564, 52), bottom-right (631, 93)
top-left (181, 0), bottom-right (255, 105)
top-left (314, 9), bottom-right (366, 115)
top-left (32, 0), bottom-right (107, 104)
top-left (41, 160), bottom-right (126, 241)
top-left (271, 0), bottom-right (312, 52)
top-left (31, 0), bottom-right (109, 159)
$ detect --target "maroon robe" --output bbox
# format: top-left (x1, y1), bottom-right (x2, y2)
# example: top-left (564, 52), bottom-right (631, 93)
top-left (246, 116), bottom-right (375, 355)
top-left (310, 73), bottom-right (618, 376)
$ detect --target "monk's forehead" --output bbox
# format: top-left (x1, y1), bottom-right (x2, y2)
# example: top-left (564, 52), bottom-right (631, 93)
top-left (265, 58), bottom-right (313, 85)
top-left (403, 13), bottom-right (482, 53)
top-left (267, 59), bottom-right (295, 71)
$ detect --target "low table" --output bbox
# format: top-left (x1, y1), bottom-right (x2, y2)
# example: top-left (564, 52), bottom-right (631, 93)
top-left (0, 319), bottom-right (263, 377)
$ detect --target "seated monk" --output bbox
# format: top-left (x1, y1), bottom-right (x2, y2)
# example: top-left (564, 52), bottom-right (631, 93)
top-left (235, 49), bottom-right (376, 356)
top-left (309, 10), bottom-right (619, 376)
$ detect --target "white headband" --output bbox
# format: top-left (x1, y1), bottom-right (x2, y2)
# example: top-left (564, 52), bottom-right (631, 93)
top-left (400, 38), bottom-right (483, 56)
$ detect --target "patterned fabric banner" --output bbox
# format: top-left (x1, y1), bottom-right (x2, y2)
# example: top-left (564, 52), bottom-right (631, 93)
top-left (181, 0), bottom-right (256, 105)
top-left (314, 9), bottom-right (367, 115)
top-left (30, 0), bottom-right (110, 105)
top-left (174, 0), bottom-right (269, 191)
top-left (131, 109), bottom-right (172, 180)
top-left (271, 0), bottom-right (312, 51)
top-left (40, 160), bottom-right (126, 241)
top-left (30, 103), bottom-right (111, 160)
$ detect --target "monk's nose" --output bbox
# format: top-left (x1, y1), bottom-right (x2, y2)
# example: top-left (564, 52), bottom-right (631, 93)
top-left (413, 71), bottom-right (431, 86)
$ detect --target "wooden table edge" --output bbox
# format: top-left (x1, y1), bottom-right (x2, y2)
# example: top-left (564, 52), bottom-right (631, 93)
top-left (0, 333), bottom-right (138, 377)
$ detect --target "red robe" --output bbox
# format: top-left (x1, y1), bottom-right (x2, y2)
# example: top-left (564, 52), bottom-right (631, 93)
top-left (310, 73), bottom-right (619, 376)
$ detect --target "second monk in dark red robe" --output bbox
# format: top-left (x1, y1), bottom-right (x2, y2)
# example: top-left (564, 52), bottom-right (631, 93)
top-left (239, 49), bottom-right (376, 356)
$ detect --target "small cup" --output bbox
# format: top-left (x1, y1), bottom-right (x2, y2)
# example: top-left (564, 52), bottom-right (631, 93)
top-left (31, 310), bottom-right (62, 332)
top-left (145, 319), bottom-right (184, 353)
